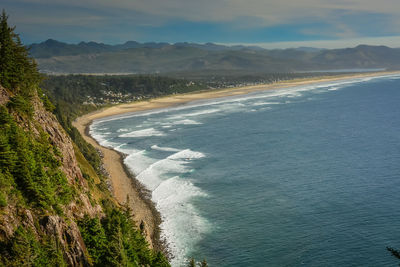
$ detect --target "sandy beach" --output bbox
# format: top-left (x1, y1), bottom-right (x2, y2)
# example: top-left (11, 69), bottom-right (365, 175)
top-left (72, 70), bottom-right (400, 249)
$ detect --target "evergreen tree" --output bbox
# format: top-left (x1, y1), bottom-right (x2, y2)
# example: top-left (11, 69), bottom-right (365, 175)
top-left (387, 247), bottom-right (400, 264)
top-left (200, 259), bottom-right (208, 267)
top-left (187, 258), bottom-right (196, 267)
top-left (0, 9), bottom-right (40, 94)
top-left (0, 10), bottom-right (14, 90)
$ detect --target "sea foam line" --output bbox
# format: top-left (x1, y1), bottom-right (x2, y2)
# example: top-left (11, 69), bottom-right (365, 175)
top-left (120, 147), bottom-right (209, 266)
top-left (95, 73), bottom-right (400, 124)
top-left (119, 127), bottom-right (165, 138)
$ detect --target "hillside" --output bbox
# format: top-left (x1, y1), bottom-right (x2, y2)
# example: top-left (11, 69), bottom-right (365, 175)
top-left (30, 40), bottom-right (400, 74)
top-left (0, 11), bottom-right (169, 266)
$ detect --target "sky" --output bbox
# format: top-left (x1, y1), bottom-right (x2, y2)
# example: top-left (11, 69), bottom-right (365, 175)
top-left (3, 0), bottom-right (400, 48)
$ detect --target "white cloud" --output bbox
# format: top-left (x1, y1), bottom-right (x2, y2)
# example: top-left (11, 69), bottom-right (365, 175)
top-left (10, 0), bottom-right (400, 26)
top-left (6, 0), bottom-right (400, 43)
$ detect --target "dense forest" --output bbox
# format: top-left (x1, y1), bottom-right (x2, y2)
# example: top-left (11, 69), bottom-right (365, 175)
top-left (0, 10), bottom-right (169, 266)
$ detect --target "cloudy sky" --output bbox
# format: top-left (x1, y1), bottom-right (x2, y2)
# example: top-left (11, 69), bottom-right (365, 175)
top-left (3, 0), bottom-right (400, 48)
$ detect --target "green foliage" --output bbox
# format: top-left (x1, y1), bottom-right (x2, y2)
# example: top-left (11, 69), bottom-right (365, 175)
top-left (42, 94), bottom-right (55, 112)
top-left (79, 202), bottom-right (170, 266)
top-left (0, 105), bottom-right (74, 212)
top-left (78, 215), bottom-right (107, 265)
top-left (388, 246), bottom-right (400, 264)
top-left (0, 193), bottom-right (7, 207)
top-left (67, 123), bottom-right (102, 173)
top-left (41, 74), bottom-right (206, 117)
top-left (187, 258), bottom-right (208, 267)
top-left (188, 258), bottom-right (196, 267)
top-left (7, 94), bottom-right (34, 117)
top-left (0, 226), bottom-right (67, 266)
top-left (0, 10), bottom-right (41, 95)
top-left (200, 259), bottom-right (208, 267)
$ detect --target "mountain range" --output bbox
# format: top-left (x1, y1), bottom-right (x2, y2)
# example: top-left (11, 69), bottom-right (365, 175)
top-left (29, 39), bottom-right (400, 75)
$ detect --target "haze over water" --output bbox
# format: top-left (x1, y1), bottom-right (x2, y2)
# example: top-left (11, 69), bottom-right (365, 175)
top-left (91, 75), bottom-right (400, 266)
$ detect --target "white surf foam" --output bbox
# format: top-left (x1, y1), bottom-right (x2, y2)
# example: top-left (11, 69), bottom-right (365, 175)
top-left (173, 119), bottom-right (202, 125)
top-left (122, 147), bottom-right (209, 265)
top-left (124, 151), bottom-right (157, 175)
top-left (252, 101), bottom-right (280, 106)
top-left (167, 108), bottom-right (220, 121)
top-left (167, 149), bottom-right (206, 160)
top-left (153, 176), bottom-right (210, 267)
top-left (135, 149), bottom-right (205, 190)
top-left (117, 128), bottom-right (130, 132)
top-left (119, 128), bottom-right (165, 138)
top-left (89, 129), bottom-right (117, 148)
top-left (151, 145), bottom-right (181, 152)
top-left (184, 108), bottom-right (220, 117)
top-left (114, 145), bottom-right (143, 156)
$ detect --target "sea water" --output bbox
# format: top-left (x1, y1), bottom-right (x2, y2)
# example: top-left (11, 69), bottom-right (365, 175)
top-left (90, 74), bottom-right (400, 266)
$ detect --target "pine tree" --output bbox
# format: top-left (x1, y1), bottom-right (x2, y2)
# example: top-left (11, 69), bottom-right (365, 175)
top-left (200, 259), bottom-right (208, 267)
top-left (0, 10), bottom-right (14, 90)
top-left (0, 9), bottom-right (40, 94)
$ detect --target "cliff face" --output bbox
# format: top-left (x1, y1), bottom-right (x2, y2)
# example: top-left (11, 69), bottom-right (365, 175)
top-left (0, 13), bottom-right (169, 265)
top-left (33, 96), bottom-right (85, 186)
top-left (0, 86), bottom-right (102, 265)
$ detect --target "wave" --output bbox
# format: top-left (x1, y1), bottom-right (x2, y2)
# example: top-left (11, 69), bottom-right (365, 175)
top-left (252, 101), bottom-right (280, 106)
top-left (152, 176), bottom-right (210, 267)
top-left (119, 128), bottom-right (165, 138)
top-left (328, 86), bottom-right (342, 91)
top-left (173, 119), bottom-right (202, 125)
top-left (124, 151), bottom-right (156, 175)
top-left (114, 144), bottom-right (143, 156)
top-left (167, 149), bottom-right (205, 160)
top-left (89, 128), bottom-right (117, 148)
top-left (159, 119), bottom-right (202, 128)
top-left (135, 149), bottom-right (205, 190)
top-left (151, 145), bottom-right (181, 152)
top-left (117, 128), bottom-right (130, 132)
top-left (168, 108), bottom-right (221, 120)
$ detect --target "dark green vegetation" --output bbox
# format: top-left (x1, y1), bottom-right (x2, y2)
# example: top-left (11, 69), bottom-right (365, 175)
top-left (41, 74), bottom-right (206, 173)
top-left (0, 11), bottom-right (169, 266)
top-left (187, 258), bottom-right (208, 267)
top-left (42, 74), bottom-right (206, 117)
top-left (387, 247), bottom-right (400, 265)
top-left (78, 202), bottom-right (168, 266)
top-left (0, 105), bottom-right (73, 212)
top-left (30, 39), bottom-right (400, 74)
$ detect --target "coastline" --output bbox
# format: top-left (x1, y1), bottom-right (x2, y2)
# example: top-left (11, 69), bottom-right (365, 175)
top-left (72, 70), bottom-right (400, 253)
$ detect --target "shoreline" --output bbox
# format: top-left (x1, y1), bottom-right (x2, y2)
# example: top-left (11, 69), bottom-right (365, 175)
top-left (82, 123), bottom-right (164, 251)
top-left (72, 70), bottom-right (400, 254)
top-left (77, 119), bottom-right (163, 250)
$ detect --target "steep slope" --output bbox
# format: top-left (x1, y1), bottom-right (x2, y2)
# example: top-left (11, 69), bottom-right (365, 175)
top-left (0, 11), bottom-right (169, 266)
top-left (0, 85), bottom-right (101, 265)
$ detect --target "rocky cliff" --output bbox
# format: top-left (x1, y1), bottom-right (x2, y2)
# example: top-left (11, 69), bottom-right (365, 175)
top-left (0, 86), bottom-right (103, 265)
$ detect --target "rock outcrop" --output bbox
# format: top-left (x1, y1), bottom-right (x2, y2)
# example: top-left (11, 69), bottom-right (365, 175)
top-left (0, 86), bottom-right (102, 265)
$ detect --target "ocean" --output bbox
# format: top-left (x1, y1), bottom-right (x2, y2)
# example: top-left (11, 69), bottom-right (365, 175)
top-left (90, 74), bottom-right (400, 266)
